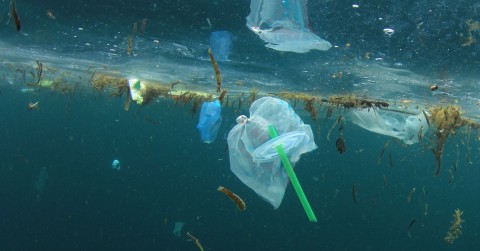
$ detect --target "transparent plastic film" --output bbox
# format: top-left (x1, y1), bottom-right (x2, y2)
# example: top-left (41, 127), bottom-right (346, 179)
top-left (246, 0), bottom-right (331, 53)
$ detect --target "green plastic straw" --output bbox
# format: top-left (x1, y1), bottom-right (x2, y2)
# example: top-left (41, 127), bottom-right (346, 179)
top-left (267, 125), bottom-right (317, 222)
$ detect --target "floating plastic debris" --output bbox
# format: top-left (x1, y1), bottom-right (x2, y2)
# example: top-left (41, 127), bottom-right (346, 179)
top-left (172, 222), bottom-right (184, 237)
top-left (383, 28), bottom-right (395, 36)
top-left (227, 97), bottom-right (317, 210)
top-left (246, 0), bottom-right (331, 53)
top-left (112, 159), bottom-right (121, 171)
top-left (196, 100), bottom-right (222, 143)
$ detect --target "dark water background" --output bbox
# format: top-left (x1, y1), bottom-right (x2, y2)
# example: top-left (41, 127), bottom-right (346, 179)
top-left (1, 0), bottom-right (480, 250)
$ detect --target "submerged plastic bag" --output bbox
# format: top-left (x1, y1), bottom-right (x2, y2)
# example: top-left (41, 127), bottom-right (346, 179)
top-left (209, 31), bottom-right (233, 61)
top-left (227, 97), bottom-right (317, 208)
top-left (197, 100), bottom-right (222, 143)
top-left (347, 108), bottom-right (429, 145)
top-left (246, 0), bottom-right (331, 53)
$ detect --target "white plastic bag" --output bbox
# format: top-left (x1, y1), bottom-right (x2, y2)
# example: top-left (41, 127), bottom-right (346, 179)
top-left (246, 0), bottom-right (331, 53)
top-left (347, 108), bottom-right (429, 145)
top-left (227, 97), bottom-right (317, 208)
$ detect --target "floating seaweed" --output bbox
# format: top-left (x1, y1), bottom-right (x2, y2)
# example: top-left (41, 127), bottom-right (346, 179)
top-left (170, 80), bottom-right (180, 89)
top-left (218, 89), bottom-right (227, 104)
top-left (91, 74), bottom-right (127, 94)
top-left (406, 187), bottom-right (416, 203)
top-left (352, 184), bottom-right (358, 205)
top-left (186, 232), bottom-right (205, 251)
top-left (448, 144), bottom-right (459, 184)
top-left (10, 0), bottom-right (21, 32)
top-left (444, 209), bottom-right (464, 245)
top-left (324, 106), bottom-right (334, 121)
top-left (277, 92), bottom-right (320, 120)
top-left (327, 114), bottom-right (342, 140)
top-left (335, 122), bottom-right (346, 154)
top-left (141, 84), bottom-right (170, 105)
top-left (429, 106), bottom-right (465, 175)
top-left (417, 125), bottom-right (424, 142)
top-left (377, 140), bottom-right (391, 165)
top-left (217, 186), bottom-right (246, 211)
top-left (127, 36), bottom-right (133, 55)
top-left (127, 22), bottom-right (138, 55)
top-left (26, 60), bottom-right (43, 87)
top-left (248, 88), bottom-right (258, 104)
top-left (388, 150), bottom-right (393, 167)
top-left (327, 95), bottom-right (389, 109)
top-left (461, 32), bottom-right (475, 47)
top-left (174, 91), bottom-right (190, 105)
top-left (140, 18), bottom-right (147, 33)
top-left (408, 219), bottom-right (416, 239)
top-left (190, 96), bottom-right (204, 118)
top-left (207, 48), bottom-right (222, 92)
top-left (304, 98), bottom-right (317, 120)
top-left (336, 137), bottom-right (346, 154)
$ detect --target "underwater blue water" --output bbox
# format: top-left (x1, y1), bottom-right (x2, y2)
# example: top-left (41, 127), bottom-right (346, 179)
top-left (1, 0), bottom-right (480, 250)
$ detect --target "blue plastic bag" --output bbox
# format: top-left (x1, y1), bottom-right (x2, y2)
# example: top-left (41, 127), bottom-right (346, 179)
top-left (209, 31), bottom-right (233, 61)
top-left (196, 100), bottom-right (222, 143)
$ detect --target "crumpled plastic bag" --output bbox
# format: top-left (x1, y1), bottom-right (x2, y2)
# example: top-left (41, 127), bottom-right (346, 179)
top-left (246, 0), bottom-right (331, 53)
top-left (227, 97), bottom-right (317, 208)
top-left (347, 108), bottom-right (429, 145)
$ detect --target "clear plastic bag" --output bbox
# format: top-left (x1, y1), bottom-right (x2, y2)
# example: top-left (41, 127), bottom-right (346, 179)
top-left (347, 108), bottom-right (429, 145)
top-left (246, 0), bottom-right (331, 53)
top-left (227, 97), bottom-right (317, 208)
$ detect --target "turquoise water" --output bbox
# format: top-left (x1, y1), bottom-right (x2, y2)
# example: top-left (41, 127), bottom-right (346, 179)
top-left (1, 0), bottom-right (480, 250)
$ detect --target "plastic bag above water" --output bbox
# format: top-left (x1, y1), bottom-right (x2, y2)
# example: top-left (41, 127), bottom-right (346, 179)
top-left (246, 0), bottom-right (331, 53)
top-left (209, 31), bottom-right (233, 61)
top-left (227, 97), bottom-right (317, 209)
